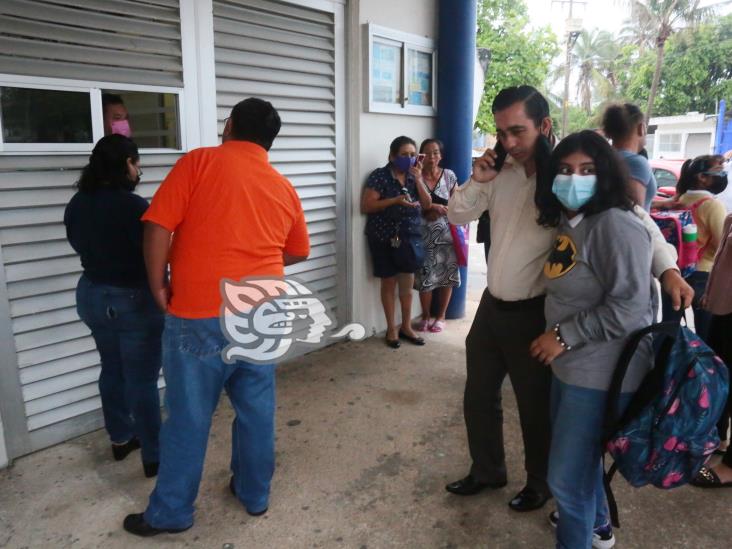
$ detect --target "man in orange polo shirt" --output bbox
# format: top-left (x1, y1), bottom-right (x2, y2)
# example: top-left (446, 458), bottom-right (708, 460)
top-left (123, 98), bottom-right (309, 537)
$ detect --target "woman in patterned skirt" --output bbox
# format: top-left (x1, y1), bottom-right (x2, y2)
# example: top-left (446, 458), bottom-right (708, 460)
top-left (414, 139), bottom-right (461, 333)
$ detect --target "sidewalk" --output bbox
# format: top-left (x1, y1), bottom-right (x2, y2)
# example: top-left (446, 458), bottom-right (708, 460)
top-left (1, 241), bottom-right (730, 548)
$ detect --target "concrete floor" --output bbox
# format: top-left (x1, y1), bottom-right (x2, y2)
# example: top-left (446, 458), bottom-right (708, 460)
top-left (1, 243), bottom-right (731, 549)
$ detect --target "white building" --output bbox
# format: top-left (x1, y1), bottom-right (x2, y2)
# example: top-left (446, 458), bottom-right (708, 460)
top-left (649, 111), bottom-right (718, 160)
top-left (0, 0), bottom-right (452, 468)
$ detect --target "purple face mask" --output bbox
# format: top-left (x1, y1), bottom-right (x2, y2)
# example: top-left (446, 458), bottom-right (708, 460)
top-left (111, 119), bottom-right (131, 138)
top-left (392, 155), bottom-right (416, 173)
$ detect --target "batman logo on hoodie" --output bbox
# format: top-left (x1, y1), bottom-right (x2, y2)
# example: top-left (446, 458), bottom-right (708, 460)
top-left (544, 235), bottom-right (577, 279)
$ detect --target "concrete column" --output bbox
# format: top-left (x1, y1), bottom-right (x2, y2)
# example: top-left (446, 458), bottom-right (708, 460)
top-left (437, 0), bottom-right (477, 319)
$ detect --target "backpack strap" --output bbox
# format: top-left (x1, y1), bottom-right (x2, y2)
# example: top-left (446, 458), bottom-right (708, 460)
top-left (603, 322), bottom-right (679, 439)
top-left (689, 197), bottom-right (713, 259)
top-left (603, 460), bottom-right (620, 527)
top-left (601, 321), bottom-right (680, 528)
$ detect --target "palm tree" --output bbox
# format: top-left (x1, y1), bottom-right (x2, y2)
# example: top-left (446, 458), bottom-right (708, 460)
top-left (619, 13), bottom-right (656, 55)
top-left (573, 29), bottom-right (619, 113)
top-left (549, 29), bottom-right (618, 116)
top-left (625, 0), bottom-right (728, 123)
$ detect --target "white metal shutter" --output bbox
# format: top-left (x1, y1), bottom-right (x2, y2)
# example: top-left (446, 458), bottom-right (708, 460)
top-left (213, 0), bottom-right (343, 319)
top-left (0, 154), bottom-right (177, 456)
top-left (0, 0), bottom-right (183, 87)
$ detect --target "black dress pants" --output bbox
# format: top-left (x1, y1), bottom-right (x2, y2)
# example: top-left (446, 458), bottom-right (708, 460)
top-left (464, 289), bottom-right (552, 492)
top-left (709, 312), bottom-right (732, 468)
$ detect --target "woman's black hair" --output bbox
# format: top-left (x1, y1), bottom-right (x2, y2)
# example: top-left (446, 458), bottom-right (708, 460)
top-left (419, 138), bottom-right (444, 155)
top-left (76, 134), bottom-right (139, 192)
top-left (389, 135), bottom-right (417, 157)
top-left (491, 85), bottom-right (554, 206)
top-left (677, 154), bottom-right (725, 195)
top-left (536, 130), bottom-right (633, 228)
top-left (601, 103), bottom-right (644, 142)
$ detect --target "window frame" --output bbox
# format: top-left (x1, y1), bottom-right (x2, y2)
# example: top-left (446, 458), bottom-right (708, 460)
top-left (658, 132), bottom-right (682, 153)
top-left (0, 74), bottom-right (186, 155)
top-left (366, 24), bottom-right (437, 117)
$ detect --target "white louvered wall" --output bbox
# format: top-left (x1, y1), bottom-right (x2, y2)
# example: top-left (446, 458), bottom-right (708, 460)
top-left (0, 155), bottom-right (178, 455)
top-left (213, 0), bottom-right (343, 322)
top-left (0, 0), bottom-right (182, 457)
top-left (0, 0), bottom-right (183, 87)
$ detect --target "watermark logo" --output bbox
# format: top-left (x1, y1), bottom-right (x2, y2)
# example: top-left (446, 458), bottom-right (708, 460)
top-left (220, 277), bottom-right (366, 364)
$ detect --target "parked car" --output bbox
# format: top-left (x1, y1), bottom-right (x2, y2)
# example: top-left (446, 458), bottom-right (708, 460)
top-left (651, 159), bottom-right (685, 198)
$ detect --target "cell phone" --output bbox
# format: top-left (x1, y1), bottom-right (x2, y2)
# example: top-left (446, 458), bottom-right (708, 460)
top-left (416, 153), bottom-right (426, 164)
top-left (493, 142), bottom-right (507, 172)
top-left (400, 187), bottom-right (413, 202)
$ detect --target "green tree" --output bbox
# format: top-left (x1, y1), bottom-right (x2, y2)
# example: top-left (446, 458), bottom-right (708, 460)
top-left (624, 0), bottom-right (726, 122)
top-left (474, 0), bottom-right (559, 134)
top-left (618, 15), bottom-right (732, 117)
top-left (619, 12), bottom-right (656, 55)
top-left (571, 29), bottom-right (619, 113)
top-left (547, 93), bottom-right (601, 135)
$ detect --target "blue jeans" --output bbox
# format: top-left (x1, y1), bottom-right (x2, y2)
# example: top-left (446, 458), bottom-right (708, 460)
top-left (144, 316), bottom-right (276, 529)
top-left (75, 275), bottom-right (163, 463)
top-left (548, 377), bottom-right (632, 549)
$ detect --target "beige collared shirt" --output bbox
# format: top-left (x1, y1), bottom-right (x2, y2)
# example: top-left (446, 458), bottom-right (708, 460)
top-left (448, 157), bottom-right (678, 301)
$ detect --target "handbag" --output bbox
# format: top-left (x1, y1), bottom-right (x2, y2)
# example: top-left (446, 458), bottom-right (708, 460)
top-left (449, 223), bottom-right (468, 267)
top-left (391, 229), bottom-right (426, 273)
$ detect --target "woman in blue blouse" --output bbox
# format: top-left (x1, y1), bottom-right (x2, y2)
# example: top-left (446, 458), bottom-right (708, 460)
top-left (361, 136), bottom-right (432, 348)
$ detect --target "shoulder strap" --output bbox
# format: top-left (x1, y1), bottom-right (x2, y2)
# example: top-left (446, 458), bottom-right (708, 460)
top-left (689, 196), bottom-right (712, 217)
top-left (445, 169), bottom-right (459, 193)
top-left (602, 321), bottom-right (680, 529)
top-left (603, 322), bottom-right (679, 442)
top-left (689, 197), bottom-right (713, 258)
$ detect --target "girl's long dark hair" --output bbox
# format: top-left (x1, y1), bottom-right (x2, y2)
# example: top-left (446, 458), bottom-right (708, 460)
top-left (76, 134), bottom-right (139, 192)
top-left (536, 130), bottom-right (633, 228)
top-left (677, 154), bottom-right (724, 196)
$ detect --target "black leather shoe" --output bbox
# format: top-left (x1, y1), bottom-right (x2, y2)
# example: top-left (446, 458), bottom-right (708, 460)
top-left (112, 438), bottom-right (140, 461)
top-left (229, 476), bottom-right (268, 517)
top-left (508, 486), bottom-right (552, 512)
top-left (143, 462), bottom-right (159, 478)
top-left (385, 338), bottom-right (401, 349)
top-left (123, 513), bottom-right (190, 537)
top-left (398, 331), bottom-right (425, 346)
top-left (445, 474), bottom-right (507, 495)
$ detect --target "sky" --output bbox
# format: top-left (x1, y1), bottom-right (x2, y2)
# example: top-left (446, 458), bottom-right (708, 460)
top-left (525, 0), bottom-right (625, 35)
top-left (521, 0), bottom-right (732, 98)
top-left (524, 0), bottom-right (732, 36)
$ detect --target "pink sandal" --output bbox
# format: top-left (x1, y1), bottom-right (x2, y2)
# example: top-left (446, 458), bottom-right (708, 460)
top-left (415, 319), bottom-right (431, 332)
top-left (429, 320), bottom-right (446, 333)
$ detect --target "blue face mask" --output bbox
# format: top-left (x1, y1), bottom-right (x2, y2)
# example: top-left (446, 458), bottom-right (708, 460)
top-left (552, 174), bottom-right (597, 211)
top-left (392, 155), bottom-right (416, 173)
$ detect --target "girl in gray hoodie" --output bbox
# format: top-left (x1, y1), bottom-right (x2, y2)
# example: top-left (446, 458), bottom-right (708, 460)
top-left (530, 131), bottom-right (654, 549)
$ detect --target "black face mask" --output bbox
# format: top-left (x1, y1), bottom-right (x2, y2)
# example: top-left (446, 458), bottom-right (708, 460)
top-left (708, 173), bottom-right (728, 195)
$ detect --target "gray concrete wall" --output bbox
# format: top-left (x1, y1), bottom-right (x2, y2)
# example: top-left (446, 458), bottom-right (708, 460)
top-left (347, 0), bottom-right (440, 335)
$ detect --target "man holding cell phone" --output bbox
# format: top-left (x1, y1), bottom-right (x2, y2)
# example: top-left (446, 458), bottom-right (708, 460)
top-left (446, 85), bottom-right (692, 515)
